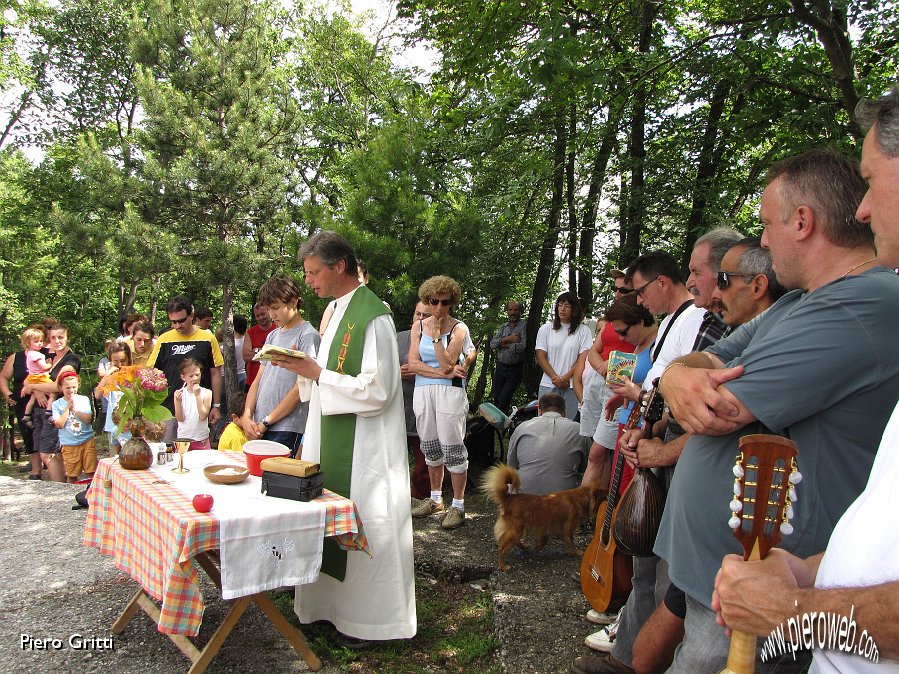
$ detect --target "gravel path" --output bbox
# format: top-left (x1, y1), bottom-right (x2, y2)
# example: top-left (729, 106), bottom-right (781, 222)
top-left (1, 473), bottom-right (597, 673)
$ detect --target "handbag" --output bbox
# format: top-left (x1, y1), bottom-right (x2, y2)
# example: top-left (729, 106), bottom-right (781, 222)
top-left (613, 467), bottom-right (666, 557)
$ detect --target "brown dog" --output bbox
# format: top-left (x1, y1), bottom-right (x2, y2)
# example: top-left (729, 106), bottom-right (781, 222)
top-left (481, 464), bottom-right (605, 571)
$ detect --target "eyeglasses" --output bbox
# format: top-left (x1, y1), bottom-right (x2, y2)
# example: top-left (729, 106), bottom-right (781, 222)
top-left (634, 277), bottom-right (659, 298)
top-left (614, 285), bottom-right (633, 295)
top-left (428, 298), bottom-right (453, 306)
top-left (716, 270), bottom-right (754, 290)
top-left (169, 315), bottom-right (191, 326)
top-left (614, 324), bottom-right (633, 337)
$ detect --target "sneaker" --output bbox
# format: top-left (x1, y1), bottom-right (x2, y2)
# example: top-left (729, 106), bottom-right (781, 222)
top-left (440, 506), bottom-right (465, 529)
top-left (586, 609), bottom-right (617, 625)
top-left (411, 499), bottom-right (444, 518)
top-left (584, 610), bottom-right (621, 652)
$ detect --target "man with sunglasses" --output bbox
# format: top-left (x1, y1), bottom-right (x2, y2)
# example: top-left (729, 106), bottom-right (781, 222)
top-left (489, 300), bottom-right (527, 413)
top-left (711, 237), bottom-right (786, 328)
top-left (148, 295), bottom-right (224, 441)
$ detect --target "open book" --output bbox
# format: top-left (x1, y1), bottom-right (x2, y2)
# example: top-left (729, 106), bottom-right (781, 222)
top-left (252, 344), bottom-right (307, 362)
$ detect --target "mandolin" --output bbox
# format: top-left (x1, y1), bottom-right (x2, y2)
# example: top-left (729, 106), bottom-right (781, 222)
top-left (719, 434), bottom-right (800, 674)
top-left (580, 386), bottom-right (663, 612)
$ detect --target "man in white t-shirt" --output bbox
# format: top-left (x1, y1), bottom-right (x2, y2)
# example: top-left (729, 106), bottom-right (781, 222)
top-left (712, 85), bottom-right (899, 673)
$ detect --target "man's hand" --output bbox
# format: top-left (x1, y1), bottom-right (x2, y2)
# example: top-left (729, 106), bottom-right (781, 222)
top-left (244, 420), bottom-right (266, 440)
top-left (551, 374), bottom-right (568, 389)
top-left (712, 549), bottom-right (811, 637)
top-left (270, 353), bottom-right (322, 382)
top-left (621, 437), bottom-right (665, 469)
top-left (660, 364), bottom-right (745, 435)
top-left (500, 334), bottom-right (520, 346)
top-left (209, 407), bottom-right (222, 425)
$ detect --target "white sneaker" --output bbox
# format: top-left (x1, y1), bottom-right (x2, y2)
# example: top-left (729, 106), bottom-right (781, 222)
top-left (586, 609), bottom-right (617, 625)
top-left (584, 610), bottom-right (621, 652)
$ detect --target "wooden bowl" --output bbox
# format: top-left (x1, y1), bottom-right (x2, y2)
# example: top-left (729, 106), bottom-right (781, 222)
top-left (204, 464), bottom-right (250, 485)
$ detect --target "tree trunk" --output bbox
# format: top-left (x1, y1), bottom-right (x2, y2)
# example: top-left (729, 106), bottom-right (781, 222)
top-left (524, 111), bottom-right (568, 398)
top-left (621, 1), bottom-right (657, 265)
top-left (578, 107), bottom-right (621, 307)
top-left (682, 79), bottom-right (730, 267)
top-left (566, 103), bottom-right (578, 296)
top-left (220, 281), bottom-right (237, 398)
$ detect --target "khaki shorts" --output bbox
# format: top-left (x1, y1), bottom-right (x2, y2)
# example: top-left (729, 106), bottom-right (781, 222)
top-left (61, 438), bottom-right (98, 478)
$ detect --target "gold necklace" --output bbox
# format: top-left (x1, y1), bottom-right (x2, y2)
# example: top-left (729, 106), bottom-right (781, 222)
top-left (840, 257), bottom-right (878, 278)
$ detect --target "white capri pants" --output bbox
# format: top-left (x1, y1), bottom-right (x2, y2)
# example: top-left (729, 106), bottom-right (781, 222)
top-left (413, 384), bottom-right (468, 473)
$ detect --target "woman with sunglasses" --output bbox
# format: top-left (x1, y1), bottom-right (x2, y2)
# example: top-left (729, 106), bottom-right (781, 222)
top-left (603, 294), bottom-right (657, 493)
top-left (408, 275), bottom-right (472, 530)
top-left (535, 292), bottom-right (593, 420)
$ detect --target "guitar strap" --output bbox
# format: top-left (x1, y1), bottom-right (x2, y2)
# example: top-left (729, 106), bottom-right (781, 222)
top-left (651, 300), bottom-right (694, 363)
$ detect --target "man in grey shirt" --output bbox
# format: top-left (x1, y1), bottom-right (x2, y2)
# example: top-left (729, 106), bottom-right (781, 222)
top-left (507, 392), bottom-right (585, 494)
top-left (490, 300), bottom-right (527, 412)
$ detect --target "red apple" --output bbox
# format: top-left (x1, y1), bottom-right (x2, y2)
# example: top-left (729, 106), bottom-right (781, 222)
top-left (192, 493), bottom-right (214, 513)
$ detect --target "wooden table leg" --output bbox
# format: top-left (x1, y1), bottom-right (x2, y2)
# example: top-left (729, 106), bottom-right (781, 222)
top-left (254, 593), bottom-right (323, 672)
top-left (187, 596), bottom-right (252, 674)
top-left (111, 587), bottom-right (146, 634)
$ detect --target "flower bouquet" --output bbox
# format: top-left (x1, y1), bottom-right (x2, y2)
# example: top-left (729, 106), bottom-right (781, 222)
top-left (99, 366), bottom-right (173, 437)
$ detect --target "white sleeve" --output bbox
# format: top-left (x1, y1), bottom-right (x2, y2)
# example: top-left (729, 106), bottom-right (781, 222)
top-left (535, 323), bottom-right (550, 352)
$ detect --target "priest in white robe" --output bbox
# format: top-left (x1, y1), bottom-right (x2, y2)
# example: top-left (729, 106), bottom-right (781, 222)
top-left (269, 231), bottom-right (416, 641)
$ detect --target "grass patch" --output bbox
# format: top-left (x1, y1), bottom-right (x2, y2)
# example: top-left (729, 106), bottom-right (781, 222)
top-left (268, 576), bottom-right (499, 673)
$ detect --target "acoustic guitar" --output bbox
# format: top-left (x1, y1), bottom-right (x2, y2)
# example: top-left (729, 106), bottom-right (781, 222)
top-left (580, 386), bottom-right (663, 613)
top-left (720, 434), bottom-right (799, 674)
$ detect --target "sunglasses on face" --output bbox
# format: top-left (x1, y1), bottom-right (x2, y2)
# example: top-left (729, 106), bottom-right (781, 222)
top-left (614, 324), bottom-right (633, 337)
top-left (428, 298), bottom-right (453, 306)
top-left (614, 286), bottom-right (633, 295)
top-left (716, 270), bottom-right (753, 290)
top-left (170, 315), bottom-right (191, 326)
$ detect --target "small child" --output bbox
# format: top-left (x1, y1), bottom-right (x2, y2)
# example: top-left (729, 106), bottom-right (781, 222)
top-left (21, 327), bottom-right (53, 429)
top-left (217, 391), bottom-right (248, 452)
top-left (94, 341), bottom-right (133, 453)
top-left (52, 371), bottom-right (97, 483)
top-left (174, 358), bottom-right (212, 450)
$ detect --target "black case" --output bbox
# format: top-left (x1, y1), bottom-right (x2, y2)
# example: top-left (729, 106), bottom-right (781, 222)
top-left (260, 470), bottom-right (325, 502)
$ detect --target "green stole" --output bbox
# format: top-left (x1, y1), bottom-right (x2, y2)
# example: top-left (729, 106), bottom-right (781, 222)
top-left (319, 285), bottom-right (390, 581)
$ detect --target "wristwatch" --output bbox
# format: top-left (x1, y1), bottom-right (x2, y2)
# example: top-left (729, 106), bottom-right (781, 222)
top-left (213, 403), bottom-right (222, 408)
top-left (432, 338), bottom-right (441, 344)
top-left (261, 416), bottom-right (271, 428)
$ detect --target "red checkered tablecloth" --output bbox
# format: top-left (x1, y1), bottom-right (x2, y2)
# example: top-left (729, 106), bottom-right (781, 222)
top-left (84, 454), bottom-right (368, 636)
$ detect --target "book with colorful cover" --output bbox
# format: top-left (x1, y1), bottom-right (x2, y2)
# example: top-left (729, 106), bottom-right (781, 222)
top-left (606, 350), bottom-right (637, 386)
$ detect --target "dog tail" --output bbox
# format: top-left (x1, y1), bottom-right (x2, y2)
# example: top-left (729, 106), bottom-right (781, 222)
top-left (480, 463), bottom-right (520, 506)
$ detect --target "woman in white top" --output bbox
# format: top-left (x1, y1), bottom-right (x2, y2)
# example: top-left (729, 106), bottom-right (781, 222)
top-left (535, 292), bottom-right (593, 420)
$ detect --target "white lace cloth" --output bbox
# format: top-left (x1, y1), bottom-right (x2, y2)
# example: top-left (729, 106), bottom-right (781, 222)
top-left (150, 450), bottom-right (326, 599)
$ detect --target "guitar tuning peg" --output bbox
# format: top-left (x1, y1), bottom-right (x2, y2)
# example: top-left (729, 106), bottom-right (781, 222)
top-left (728, 514), bottom-right (741, 529)
top-left (780, 521), bottom-right (794, 535)
top-left (729, 498), bottom-right (742, 513)
top-left (732, 463), bottom-right (744, 478)
top-left (733, 481), bottom-right (741, 497)
top-left (789, 470), bottom-right (802, 485)
top-left (785, 504), bottom-right (794, 519)
top-left (789, 487), bottom-right (797, 501)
